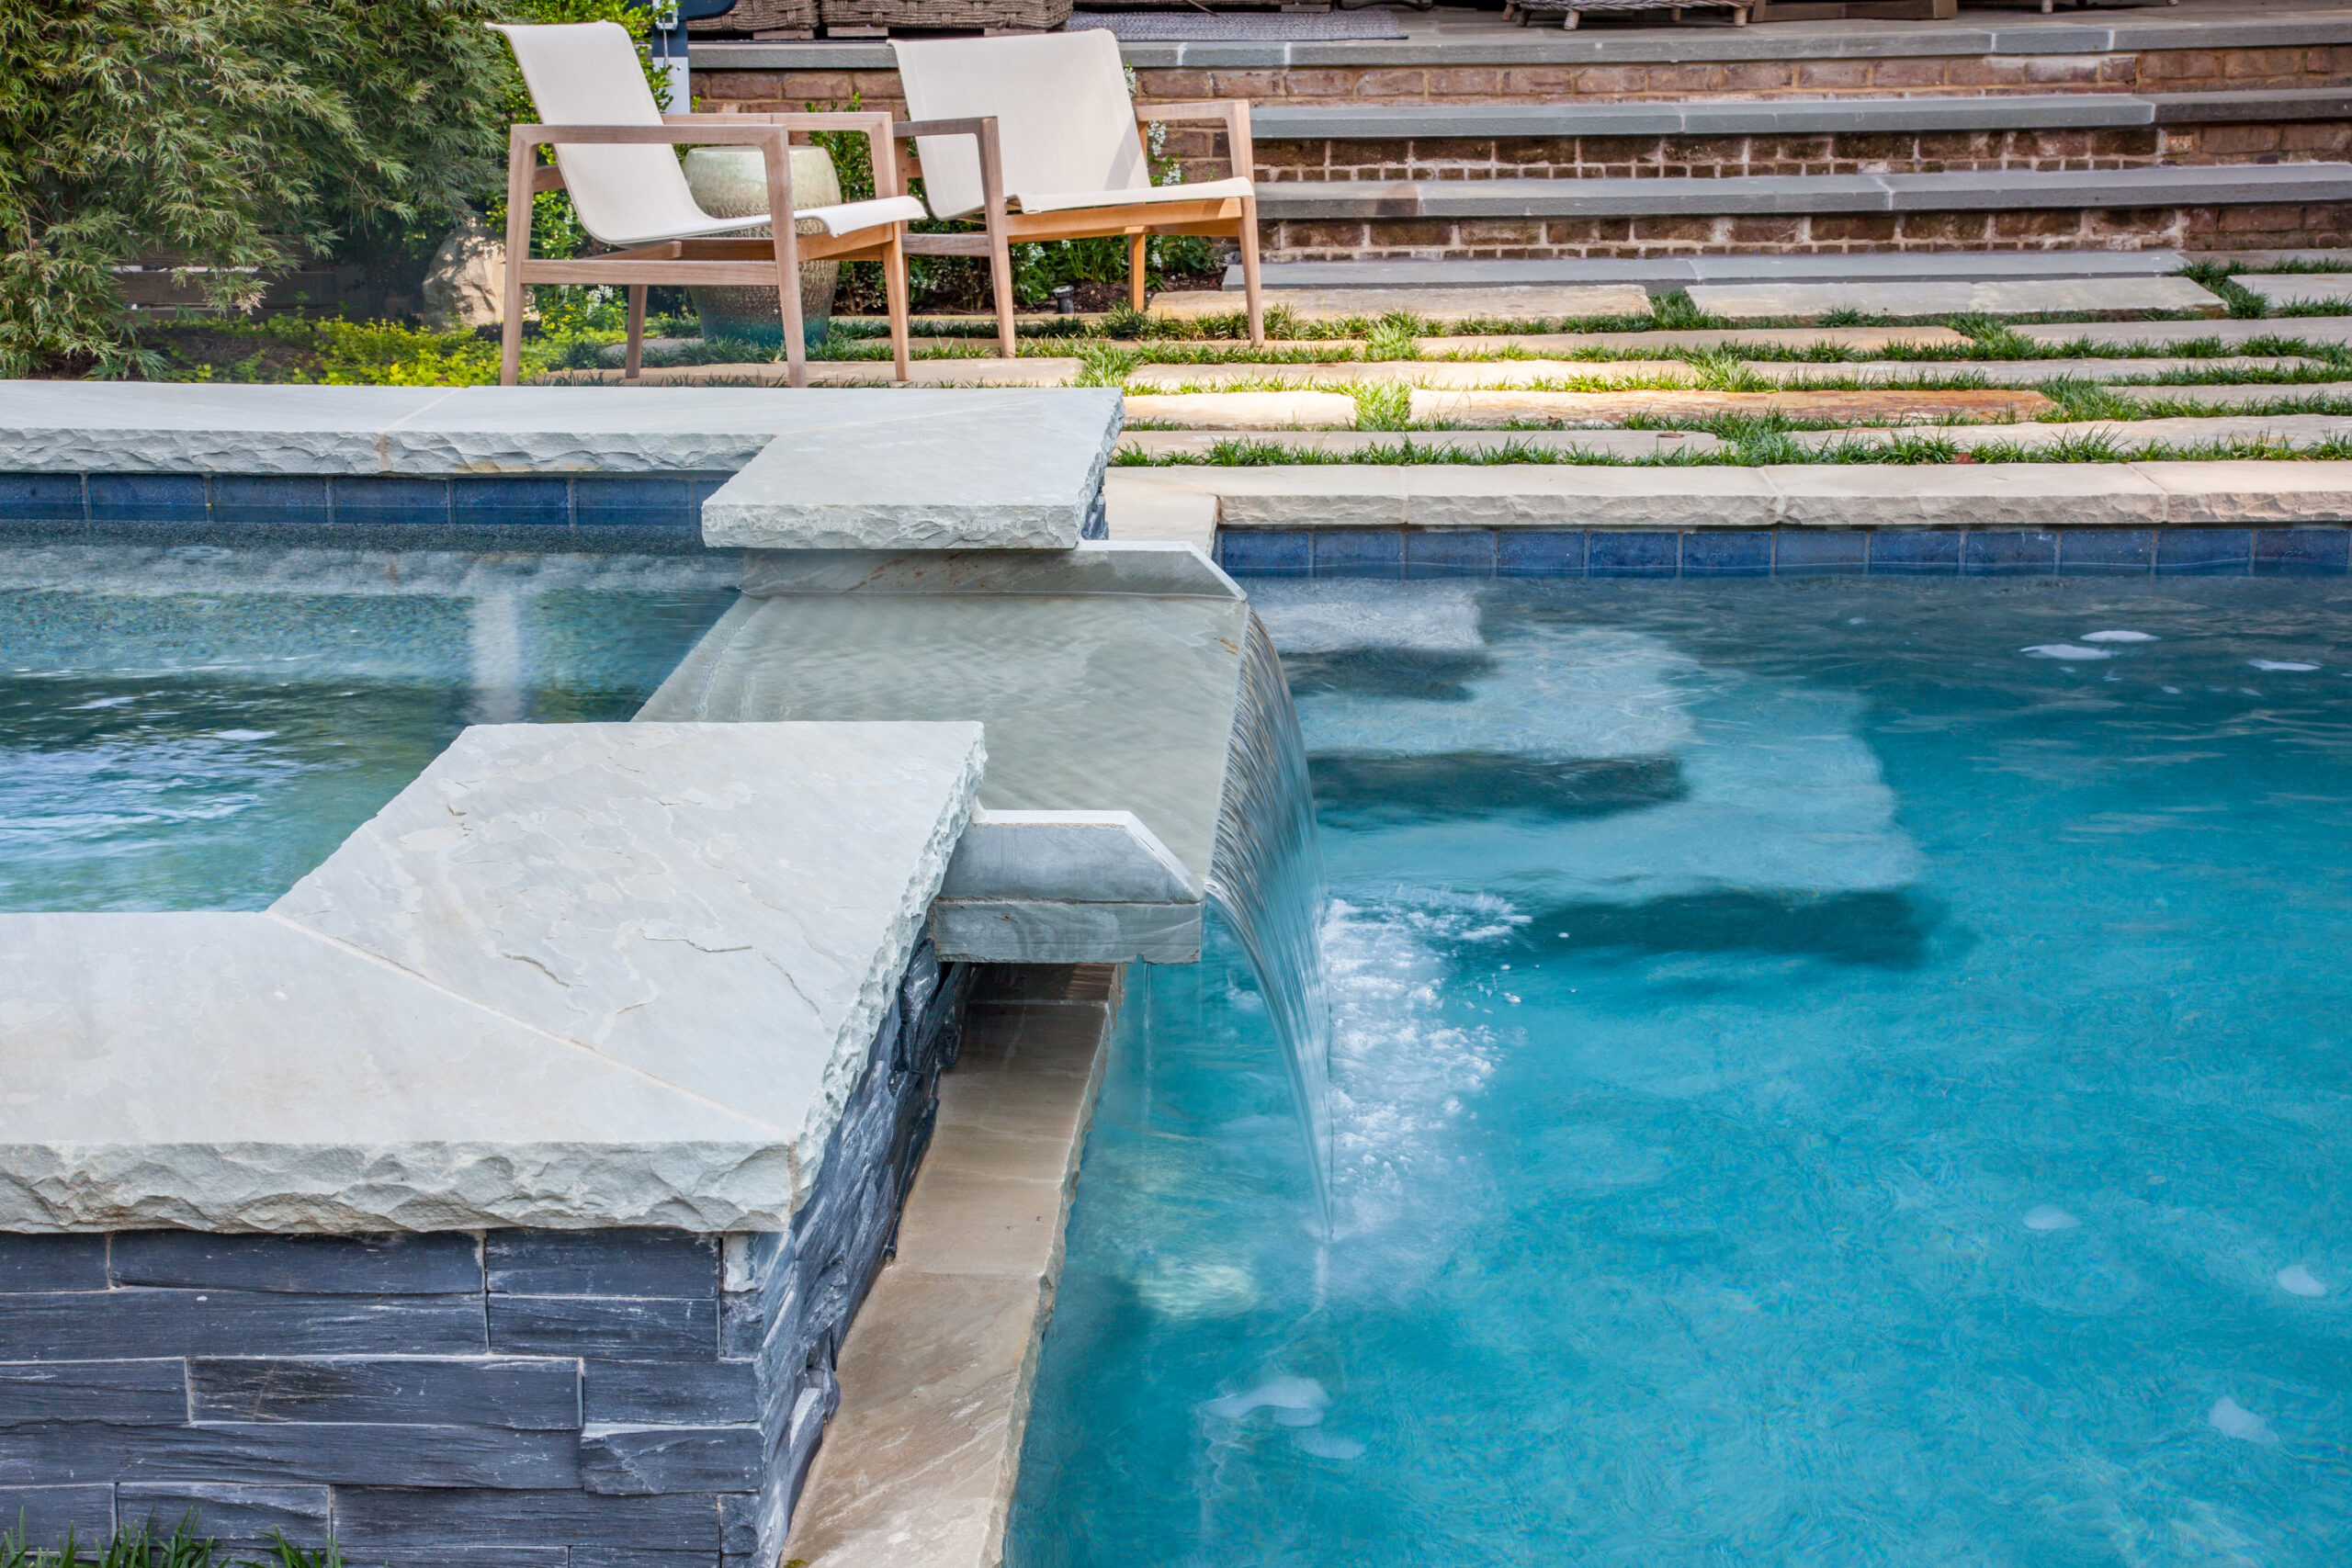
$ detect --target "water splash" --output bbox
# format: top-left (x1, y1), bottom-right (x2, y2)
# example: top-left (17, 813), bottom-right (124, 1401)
top-left (1205, 613), bottom-right (1335, 1220)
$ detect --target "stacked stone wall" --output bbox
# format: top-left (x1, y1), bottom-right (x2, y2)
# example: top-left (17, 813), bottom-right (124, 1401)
top-left (0, 941), bottom-right (975, 1568)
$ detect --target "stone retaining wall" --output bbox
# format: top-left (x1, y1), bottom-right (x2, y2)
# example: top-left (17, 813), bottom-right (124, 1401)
top-left (0, 940), bottom-right (974, 1568)
top-left (1264, 202), bottom-right (2352, 261)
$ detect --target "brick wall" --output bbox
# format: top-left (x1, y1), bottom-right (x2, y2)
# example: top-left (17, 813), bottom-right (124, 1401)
top-left (691, 43), bottom-right (2352, 118)
top-left (1237, 123), bottom-right (2352, 185)
top-left (0, 942), bottom-right (974, 1568)
top-left (1246, 127), bottom-right (2172, 184)
top-left (1264, 204), bottom-right (2352, 261)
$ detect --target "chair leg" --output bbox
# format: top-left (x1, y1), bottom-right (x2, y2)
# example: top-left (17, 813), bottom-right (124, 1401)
top-left (986, 221), bottom-right (1018, 361)
top-left (883, 231), bottom-right (914, 382)
top-left (1129, 231), bottom-right (1149, 314)
top-left (499, 134), bottom-right (535, 388)
top-left (624, 285), bottom-right (647, 380)
top-left (779, 264), bottom-right (808, 390)
top-left (1238, 198), bottom-right (1266, 348)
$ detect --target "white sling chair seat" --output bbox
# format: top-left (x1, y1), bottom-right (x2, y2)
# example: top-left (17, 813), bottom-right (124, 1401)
top-left (893, 32), bottom-right (1255, 222)
top-left (1012, 177), bottom-right (1255, 216)
top-left (494, 22), bottom-right (923, 247)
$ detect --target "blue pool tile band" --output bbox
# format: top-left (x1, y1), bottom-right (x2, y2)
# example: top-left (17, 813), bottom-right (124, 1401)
top-left (1215, 527), bottom-right (2352, 579)
top-left (0, 473), bottom-right (724, 545)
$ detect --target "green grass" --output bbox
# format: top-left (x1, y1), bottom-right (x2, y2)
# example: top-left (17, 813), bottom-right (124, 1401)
top-left (1074, 342), bottom-right (1144, 389)
top-left (1348, 381), bottom-right (1414, 432)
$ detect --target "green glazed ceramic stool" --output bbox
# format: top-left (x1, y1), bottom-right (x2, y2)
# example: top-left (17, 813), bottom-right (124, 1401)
top-left (680, 145), bottom-right (841, 351)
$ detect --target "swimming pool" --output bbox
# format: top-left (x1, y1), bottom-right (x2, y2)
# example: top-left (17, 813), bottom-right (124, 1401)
top-left (0, 546), bottom-right (736, 911)
top-left (1012, 577), bottom-right (2352, 1565)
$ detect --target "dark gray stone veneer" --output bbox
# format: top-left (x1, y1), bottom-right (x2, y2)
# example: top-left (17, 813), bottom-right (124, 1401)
top-left (0, 939), bottom-right (974, 1568)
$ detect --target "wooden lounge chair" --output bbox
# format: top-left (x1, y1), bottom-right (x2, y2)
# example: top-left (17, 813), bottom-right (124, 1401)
top-left (889, 30), bottom-right (1265, 355)
top-left (492, 21), bottom-right (923, 387)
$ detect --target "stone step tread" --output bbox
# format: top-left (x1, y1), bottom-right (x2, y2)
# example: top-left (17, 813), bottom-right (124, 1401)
top-left (2100, 380), bottom-right (2352, 406)
top-left (2234, 272), bottom-right (2352, 302)
top-left (1688, 276), bottom-right (2225, 321)
top-left (1812, 413), bottom-right (2352, 447)
top-left (2020, 315), bottom-right (2352, 347)
top-left (1151, 284), bottom-right (1652, 324)
top-left (1126, 355), bottom-right (2312, 388)
top-left (1250, 88), bottom-right (2352, 141)
top-left (1257, 163), bottom-right (2352, 219)
top-left (1225, 251), bottom-right (2194, 290)
top-left (1124, 386), bottom-right (2060, 428)
top-left (1404, 386), bottom-right (2058, 426)
top-left (1125, 390), bottom-right (1359, 429)
top-left (693, 13), bottom-right (2352, 75)
top-left (1117, 428), bottom-right (1724, 457)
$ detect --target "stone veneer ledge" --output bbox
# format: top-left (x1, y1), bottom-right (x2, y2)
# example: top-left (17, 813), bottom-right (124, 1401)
top-left (0, 720), bottom-right (984, 1233)
top-left (0, 382), bottom-right (1124, 552)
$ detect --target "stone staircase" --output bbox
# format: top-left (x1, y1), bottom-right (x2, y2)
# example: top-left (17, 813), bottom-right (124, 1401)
top-left (689, 3), bottom-right (2352, 261)
top-left (1230, 90), bottom-right (2352, 260)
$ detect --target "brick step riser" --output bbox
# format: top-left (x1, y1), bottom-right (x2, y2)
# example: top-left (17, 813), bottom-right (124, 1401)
top-left (693, 47), bottom-right (2352, 116)
top-left (1265, 204), bottom-right (2351, 263)
top-left (1216, 125), bottom-right (2346, 185)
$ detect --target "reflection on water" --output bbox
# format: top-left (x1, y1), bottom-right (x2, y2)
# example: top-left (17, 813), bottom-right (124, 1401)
top-left (0, 547), bottom-right (736, 910)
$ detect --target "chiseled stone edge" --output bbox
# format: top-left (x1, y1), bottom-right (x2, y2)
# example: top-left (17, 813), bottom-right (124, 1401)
top-left (0, 1141), bottom-right (796, 1235)
top-left (698, 391), bottom-right (1125, 553)
top-left (0, 725), bottom-right (984, 1235)
top-left (272, 723), bottom-right (988, 1220)
top-left (931, 900), bottom-right (1203, 964)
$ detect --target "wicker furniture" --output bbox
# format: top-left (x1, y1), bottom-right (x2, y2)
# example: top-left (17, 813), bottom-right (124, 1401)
top-left (1504, 0), bottom-right (1749, 25)
top-left (492, 21), bottom-right (923, 387)
top-left (689, 0), bottom-right (818, 36)
top-left (819, 0), bottom-right (1073, 31)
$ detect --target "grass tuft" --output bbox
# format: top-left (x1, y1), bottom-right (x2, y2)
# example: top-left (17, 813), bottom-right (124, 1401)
top-left (1074, 342), bottom-right (1143, 388)
top-left (1349, 381), bottom-right (1414, 431)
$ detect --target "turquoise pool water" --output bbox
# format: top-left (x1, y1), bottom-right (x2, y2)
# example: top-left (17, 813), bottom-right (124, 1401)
top-left (0, 546), bottom-right (735, 911)
top-left (1012, 578), bottom-right (2352, 1566)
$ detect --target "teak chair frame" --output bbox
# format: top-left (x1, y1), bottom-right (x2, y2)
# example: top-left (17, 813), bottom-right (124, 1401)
top-left (498, 112), bottom-right (913, 388)
top-left (892, 99), bottom-right (1264, 359)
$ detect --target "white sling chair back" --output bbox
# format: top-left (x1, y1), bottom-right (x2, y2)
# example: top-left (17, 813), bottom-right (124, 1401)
top-left (492, 22), bottom-right (922, 385)
top-left (891, 30), bottom-right (1264, 351)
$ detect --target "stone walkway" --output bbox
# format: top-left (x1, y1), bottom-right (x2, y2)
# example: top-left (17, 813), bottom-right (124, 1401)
top-left (533, 255), bottom-right (2352, 462)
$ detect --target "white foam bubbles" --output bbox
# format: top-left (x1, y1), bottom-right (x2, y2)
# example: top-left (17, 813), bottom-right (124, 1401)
top-left (2081, 630), bottom-right (2157, 643)
top-left (1200, 1376), bottom-right (1329, 1422)
top-left (211, 729), bottom-right (277, 741)
top-left (2022, 645), bottom-right (2113, 661)
top-left (2276, 1264), bottom-right (2327, 1298)
top-left (2249, 660), bottom-right (2320, 672)
top-left (1294, 1431), bottom-right (1365, 1461)
top-left (2023, 1205), bottom-right (2080, 1231)
top-left (2209, 1396), bottom-right (2280, 1446)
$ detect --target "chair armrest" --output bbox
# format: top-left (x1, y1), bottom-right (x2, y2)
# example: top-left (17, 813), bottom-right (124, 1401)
top-left (678, 111), bottom-right (907, 198)
top-left (1132, 100), bottom-right (1255, 184)
top-left (514, 122), bottom-right (791, 148)
top-left (509, 121), bottom-right (800, 218)
top-left (890, 117), bottom-right (1009, 222)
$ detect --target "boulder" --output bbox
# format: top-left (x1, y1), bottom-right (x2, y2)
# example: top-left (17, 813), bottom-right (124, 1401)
top-left (419, 212), bottom-right (512, 332)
